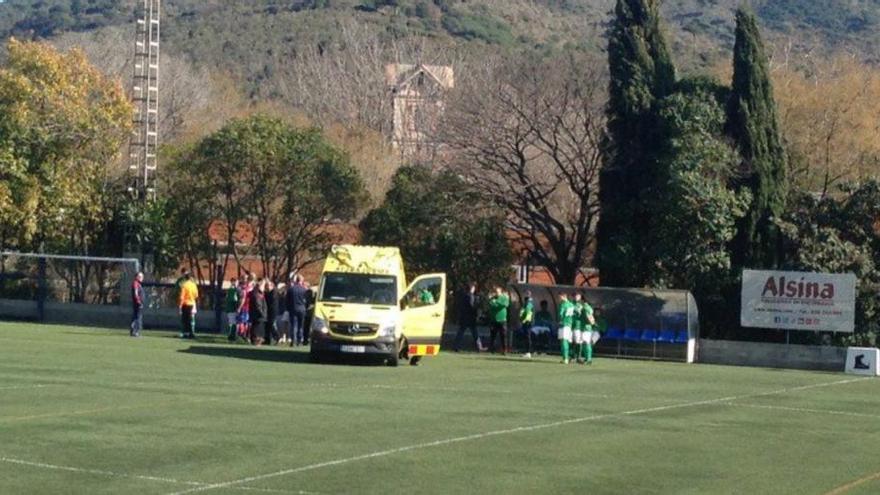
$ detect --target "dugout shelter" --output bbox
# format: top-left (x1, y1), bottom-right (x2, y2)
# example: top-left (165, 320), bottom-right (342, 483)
top-left (507, 284), bottom-right (698, 363)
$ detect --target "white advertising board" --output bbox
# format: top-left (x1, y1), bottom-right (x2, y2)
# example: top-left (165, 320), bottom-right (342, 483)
top-left (845, 347), bottom-right (880, 376)
top-left (741, 269), bottom-right (856, 333)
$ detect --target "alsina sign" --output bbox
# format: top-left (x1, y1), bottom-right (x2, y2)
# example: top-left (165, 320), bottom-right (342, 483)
top-left (741, 269), bottom-right (857, 333)
top-left (760, 275), bottom-right (835, 300)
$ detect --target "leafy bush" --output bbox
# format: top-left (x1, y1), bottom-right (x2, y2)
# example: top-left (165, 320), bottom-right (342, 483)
top-left (777, 181), bottom-right (880, 346)
top-left (441, 8), bottom-right (515, 45)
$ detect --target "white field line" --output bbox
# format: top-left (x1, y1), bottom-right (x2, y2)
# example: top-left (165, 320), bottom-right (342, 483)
top-left (728, 403), bottom-right (880, 420)
top-left (166, 377), bottom-right (870, 495)
top-left (0, 456), bottom-right (202, 486)
top-left (823, 467), bottom-right (880, 495)
top-left (0, 457), bottom-right (321, 495)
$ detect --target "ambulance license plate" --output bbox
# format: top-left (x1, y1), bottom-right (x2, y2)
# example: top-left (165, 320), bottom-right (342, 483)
top-left (340, 345), bottom-right (365, 353)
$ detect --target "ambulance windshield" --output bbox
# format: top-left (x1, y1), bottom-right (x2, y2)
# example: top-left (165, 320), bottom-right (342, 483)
top-left (319, 273), bottom-right (398, 306)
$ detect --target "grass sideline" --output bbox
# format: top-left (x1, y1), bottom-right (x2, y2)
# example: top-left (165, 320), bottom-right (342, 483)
top-left (1, 322), bottom-right (879, 495)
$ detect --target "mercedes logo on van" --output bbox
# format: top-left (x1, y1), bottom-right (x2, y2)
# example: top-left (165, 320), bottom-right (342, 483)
top-left (348, 324), bottom-right (360, 335)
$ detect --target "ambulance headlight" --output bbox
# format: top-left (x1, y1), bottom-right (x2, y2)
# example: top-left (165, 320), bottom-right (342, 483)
top-left (311, 317), bottom-right (329, 335)
top-left (378, 319), bottom-right (396, 338)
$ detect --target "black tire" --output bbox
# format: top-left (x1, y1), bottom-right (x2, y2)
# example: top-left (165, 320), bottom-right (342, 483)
top-left (386, 353), bottom-right (399, 367)
top-left (386, 339), bottom-right (400, 367)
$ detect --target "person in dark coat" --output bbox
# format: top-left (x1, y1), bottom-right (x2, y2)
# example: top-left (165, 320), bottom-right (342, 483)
top-left (285, 275), bottom-right (308, 347)
top-left (454, 282), bottom-right (485, 352)
top-left (265, 281), bottom-right (279, 345)
top-left (249, 279), bottom-right (268, 346)
top-left (303, 283), bottom-right (315, 345)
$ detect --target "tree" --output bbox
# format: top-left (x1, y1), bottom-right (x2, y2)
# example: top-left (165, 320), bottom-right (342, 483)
top-left (360, 166), bottom-right (513, 289)
top-left (726, 8), bottom-right (788, 269)
top-left (175, 115), bottom-right (368, 282)
top-left (771, 55), bottom-right (880, 195)
top-left (0, 39), bottom-right (131, 253)
top-left (597, 0), bottom-right (677, 287)
top-left (776, 180), bottom-right (880, 346)
top-left (650, 80), bottom-right (751, 292)
top-left (442, 53), bottom-right (605, 285)
top-left (153, 144), bottom-right (221, 285)
top-left (52, 26), bottom-right (232, 143)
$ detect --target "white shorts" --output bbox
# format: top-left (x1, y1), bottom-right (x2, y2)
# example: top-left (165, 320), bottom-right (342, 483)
top-left (575, 330), bottom-right (595, 345)
top-left (531, 325), bottom-right (551, 335)
top-left (591, 331), bottom-right (601, 345)
top-left (226, 313), bottom-right (237, 326)
top-left (558, 326), bottom-right (572, 341)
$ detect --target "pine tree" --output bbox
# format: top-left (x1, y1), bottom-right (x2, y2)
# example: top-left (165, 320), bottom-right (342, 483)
top-left (727, 7), bottom-right (788, 269)
top-left (597, 0), bottom-right (676, 287)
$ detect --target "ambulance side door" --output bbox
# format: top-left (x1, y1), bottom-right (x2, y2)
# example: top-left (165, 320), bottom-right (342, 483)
top-left (400, 274), bottom-right (446, 350)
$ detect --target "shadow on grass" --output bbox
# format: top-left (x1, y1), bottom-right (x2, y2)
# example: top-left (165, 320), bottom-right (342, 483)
top-left (479, 355), bottom-right (564, 365)
top-left (178, 345), bottom-right (389, 367)
top-left (156, 332), bottom-right (231, 344)
top-left (62, 330), bottom-right (131, 338)
top-left (179, 345), bottom-right (313, 364)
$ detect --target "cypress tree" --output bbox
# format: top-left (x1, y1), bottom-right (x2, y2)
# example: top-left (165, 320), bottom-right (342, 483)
top-left (597, 0), bottom-right (676, 287)
top-left (727, 7), bottom-right (788, 269)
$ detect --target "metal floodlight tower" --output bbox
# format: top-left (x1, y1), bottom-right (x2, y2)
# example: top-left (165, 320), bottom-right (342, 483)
top-left (127, 0), bottom-right (161, 203)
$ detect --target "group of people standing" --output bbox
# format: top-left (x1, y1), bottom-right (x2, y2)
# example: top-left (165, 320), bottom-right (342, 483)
top-left (129, 267), bottom-right (316, 345)
top-left (453, 283), bottom-right (514, 354)
top-left (130, 268), bottom-right (200, 338)
top-left (133, 268), bottom-right (600, 365)
top-left (453, 282), bottom-right (601, 364)
top-left (553, 292), bottom-right (597, 365)
top-left (224, 272), bottom-right (314, 347)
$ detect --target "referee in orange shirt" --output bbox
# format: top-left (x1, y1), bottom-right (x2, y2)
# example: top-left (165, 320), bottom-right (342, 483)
top-left (178, 273), bottom-right (199, 339)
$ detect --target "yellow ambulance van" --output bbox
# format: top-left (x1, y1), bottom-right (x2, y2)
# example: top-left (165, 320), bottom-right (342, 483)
top-left (308, 245), bottom-right (446, 366)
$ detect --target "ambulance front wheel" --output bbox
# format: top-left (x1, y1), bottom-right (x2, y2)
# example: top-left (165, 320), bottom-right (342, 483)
top-left (386, 351), bottom-right (399, 367)
top-left (386, 339), bottom-right (401, 367)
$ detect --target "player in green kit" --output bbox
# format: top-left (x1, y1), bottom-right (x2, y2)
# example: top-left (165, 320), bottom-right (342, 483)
top-left (225, 278), bottom-right (239, 342)
top-left (557, 293), bottom-right (575, 364)
top-left (577, 297), bottom-right (596, 365)
top-left (571, 293), bottom-right (584, 362)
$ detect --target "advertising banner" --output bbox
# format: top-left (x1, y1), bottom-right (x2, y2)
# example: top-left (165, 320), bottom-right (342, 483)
top-left (845, 347), bottom-right (880, 376)
top-left (741, 269), bottom-right (857, 333)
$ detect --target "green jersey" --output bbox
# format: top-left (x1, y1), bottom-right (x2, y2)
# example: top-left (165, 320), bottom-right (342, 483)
top-left (489, 294), bottom-right (510, 323)
top-left (558, 300), bottom-right (575, 328)
top-left (419, 289), bottom-right (435, 305)
top-left (572, 302), bottom-right (584, 331)
top-left (581, 302), bottom-right (594, 331)
top-left (519, 299), bottom-right (534, 324)
top-left (224, 286), bottom-right (239, 313)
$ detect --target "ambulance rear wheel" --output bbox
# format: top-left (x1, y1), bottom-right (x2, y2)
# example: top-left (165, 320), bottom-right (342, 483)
top-left (409, 356), bottom-right (422, 366)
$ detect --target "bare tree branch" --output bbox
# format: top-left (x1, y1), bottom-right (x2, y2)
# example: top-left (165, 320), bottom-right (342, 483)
top-left (441, 53), bottom-right (607, 285)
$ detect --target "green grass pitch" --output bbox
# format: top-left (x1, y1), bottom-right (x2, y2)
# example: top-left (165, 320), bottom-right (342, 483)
top-left (2, 322), bottom-right (880, 495)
